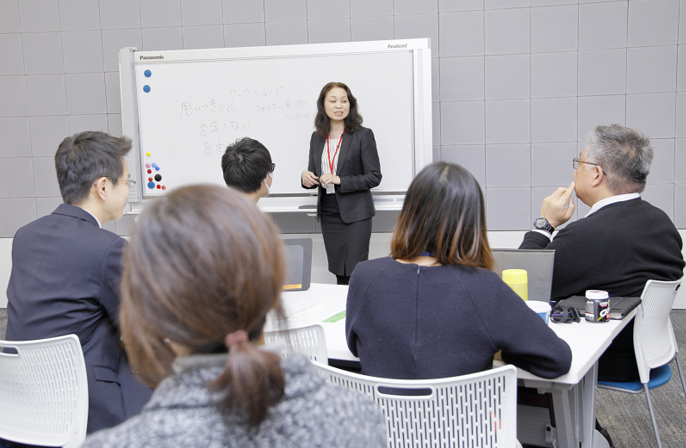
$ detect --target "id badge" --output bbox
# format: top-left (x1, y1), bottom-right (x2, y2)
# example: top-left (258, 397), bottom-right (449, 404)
top-left (326, 183), bottom-right (335, 194)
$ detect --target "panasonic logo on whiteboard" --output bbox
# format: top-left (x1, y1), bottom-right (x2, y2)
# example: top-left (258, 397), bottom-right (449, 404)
top-left (387, 44), bottom-right (408, 48)
top-left (140, 55), bottom-right (164, 60)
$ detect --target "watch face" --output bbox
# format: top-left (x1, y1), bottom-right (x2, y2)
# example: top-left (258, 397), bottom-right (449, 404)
top-left (534, 218), bottom-right (550, 229)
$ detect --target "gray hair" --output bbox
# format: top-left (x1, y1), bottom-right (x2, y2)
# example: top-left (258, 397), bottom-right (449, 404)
top-left (585, 124), bottom-right (653, 194)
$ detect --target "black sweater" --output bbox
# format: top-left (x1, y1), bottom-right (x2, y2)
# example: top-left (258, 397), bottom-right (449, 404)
top-left (520, 198), bottom-right (683, 300)
top-left (520, 198), bottom-right (684, 381)
top-left (346, 257), bottom-right (572, 380)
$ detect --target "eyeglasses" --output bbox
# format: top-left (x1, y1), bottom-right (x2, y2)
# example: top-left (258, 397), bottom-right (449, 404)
top-left (107, 177), bottom-right (136, 190)
top-left (572, 158), bottom-right (606, 174)
top-left (550, 305), bottom-right (581, 324)
top-left (270, 163), bottom-right (276, 173)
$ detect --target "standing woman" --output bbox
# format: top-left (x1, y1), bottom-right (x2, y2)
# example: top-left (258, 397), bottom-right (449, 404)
top-left (301, 82), bottom-right (382, 285)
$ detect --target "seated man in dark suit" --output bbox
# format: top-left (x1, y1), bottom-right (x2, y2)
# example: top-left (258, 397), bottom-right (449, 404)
top-left (221, 137), bottom-right (275, 203)
top-left (520, 124), bottom-right (684, 445)
top-left (6, 131), bottom-right (152, 434)
top-left (521, 124), bottom-right (684, 382)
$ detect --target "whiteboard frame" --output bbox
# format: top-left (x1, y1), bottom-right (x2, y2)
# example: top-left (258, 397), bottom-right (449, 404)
top-left (119, 38), bottom-right (432, 213)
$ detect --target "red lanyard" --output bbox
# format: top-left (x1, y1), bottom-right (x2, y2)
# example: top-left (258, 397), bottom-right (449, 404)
top-left (327, 130), bottom-right (344, 175)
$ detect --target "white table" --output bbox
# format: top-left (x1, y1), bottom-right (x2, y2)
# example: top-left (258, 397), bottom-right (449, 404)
top-left (265, 283), bottom-right (352, 360)
top-left (512, 308), bottom-right (636, 448)
top-left (271, 283), bottom-right (636, 448)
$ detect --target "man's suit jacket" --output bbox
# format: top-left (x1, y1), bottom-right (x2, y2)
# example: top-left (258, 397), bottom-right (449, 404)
top-left (304, 126), bottom-right (382, 223)
top-left (519, 198), bottom-right (684, 381)
top-left (6, 204), bottom-right (151, 433)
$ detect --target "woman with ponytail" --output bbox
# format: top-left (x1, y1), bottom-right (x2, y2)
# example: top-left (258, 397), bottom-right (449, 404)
top-left (81, 185), bottom-right (385, 447)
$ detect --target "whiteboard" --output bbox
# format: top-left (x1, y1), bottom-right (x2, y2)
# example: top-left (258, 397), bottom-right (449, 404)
top-left (120, 39), bottom-right (432, 211)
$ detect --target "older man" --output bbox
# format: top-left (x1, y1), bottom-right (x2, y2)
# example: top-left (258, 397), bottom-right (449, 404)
top-left (520, 124), bottom-right (684, 383)
top-left (6, 131), bottom-right (152, 433)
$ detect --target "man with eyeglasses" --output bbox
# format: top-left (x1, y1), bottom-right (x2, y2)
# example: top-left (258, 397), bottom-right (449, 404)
top-left (520, 124), bottom-right (684, 445)
top-left (521, 124), bottom-right (684, 369)
top-left (221, 137), bottom-right (275, 204)
top-left (6, 131), bottom-right (152, 434)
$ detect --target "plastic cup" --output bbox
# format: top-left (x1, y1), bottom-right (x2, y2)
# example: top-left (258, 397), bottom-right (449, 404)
top-left (526, 300), bottom-right (551, 324)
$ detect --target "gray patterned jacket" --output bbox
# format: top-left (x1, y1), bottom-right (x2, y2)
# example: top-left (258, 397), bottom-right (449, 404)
top-left (81, 353), bottom-right (386, 448)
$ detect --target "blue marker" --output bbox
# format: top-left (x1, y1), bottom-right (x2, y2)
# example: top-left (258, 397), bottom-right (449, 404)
top-left (144, 69), bottom-right (152, 78)
top-left (148, 181), bottom-right (155, 189)
top-left (143, 85), bottom-right (151, 93)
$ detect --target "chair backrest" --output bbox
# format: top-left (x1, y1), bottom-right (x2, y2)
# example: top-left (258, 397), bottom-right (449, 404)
top-left (634, 279), bottom-right (683, 382)
top-left (0, 334), bottom-right (88, 448)
top-left (263, 324), bottom-right (327, 363)
top-left (312, 362), bottom-right (518, 448)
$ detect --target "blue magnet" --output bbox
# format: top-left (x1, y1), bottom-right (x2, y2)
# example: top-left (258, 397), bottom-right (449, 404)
top-left (143, 85), bottom-right (151, 93)
top-left (144, 69), bottom-right (152, 78)
top-left (155, 166), bottom-right (160, 171)
top-left (147, 181), bottom-right (155, 189)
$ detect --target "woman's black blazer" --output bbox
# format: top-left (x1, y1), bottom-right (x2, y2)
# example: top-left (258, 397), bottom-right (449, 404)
top-left (303, 126), bottom-right (382, 223)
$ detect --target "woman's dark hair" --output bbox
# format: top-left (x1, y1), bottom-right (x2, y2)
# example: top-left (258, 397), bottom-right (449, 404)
top-left (54, 131), bottom-right (131, 205)
top-left (391, 162), bottom-right (494, 270)
top-left (120, 185), bottom-right (286, 426)
top-left (314, 82), bottom-right (363, 139)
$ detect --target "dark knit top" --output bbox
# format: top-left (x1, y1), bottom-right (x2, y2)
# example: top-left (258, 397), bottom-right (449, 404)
top-left (520, 198), bottom-right (684, 300)
top-left (520, 197), bottom-right (684, 381)
top-left (346, 257), bottom-right (572, 380)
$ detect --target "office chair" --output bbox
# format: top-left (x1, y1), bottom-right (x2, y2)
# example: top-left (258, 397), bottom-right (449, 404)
top-left (0, 334), bottom-right (89, 448)
top-left (597, 279), bottom-right (685, 448)
top-left (263, 324), bottom-right (328, 363)
top-left (312, 361), bottom-right (518, 448)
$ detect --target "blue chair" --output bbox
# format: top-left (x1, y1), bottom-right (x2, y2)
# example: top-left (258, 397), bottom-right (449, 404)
top-left (597, 279), bottom-right (685, 448)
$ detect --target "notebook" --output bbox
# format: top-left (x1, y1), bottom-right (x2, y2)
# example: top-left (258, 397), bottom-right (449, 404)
top-left (556, 296), bottom-right (641, 320)
top-left (490, 248), bottom-right (555, 304)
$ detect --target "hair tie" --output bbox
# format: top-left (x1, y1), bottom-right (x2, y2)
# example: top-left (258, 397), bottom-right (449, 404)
top-left (224, 330), bottom-right (249, 350)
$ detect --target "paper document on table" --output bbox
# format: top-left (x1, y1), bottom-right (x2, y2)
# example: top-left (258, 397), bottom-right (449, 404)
top-left (323, 311), bottom-right (346, 322)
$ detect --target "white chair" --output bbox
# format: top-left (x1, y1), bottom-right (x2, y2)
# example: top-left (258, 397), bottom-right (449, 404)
top-left (312, 361), bottom-right (518, 448)
top-left (597, 279), bottom-right (686, 448)
top-left (0, 334), bottom-right (88, 448)
top-left (263, 324), bottom-right (327, 363)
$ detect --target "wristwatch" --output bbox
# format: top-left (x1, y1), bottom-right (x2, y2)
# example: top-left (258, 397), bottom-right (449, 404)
top-left (533, 217), bottom-right (555, 234)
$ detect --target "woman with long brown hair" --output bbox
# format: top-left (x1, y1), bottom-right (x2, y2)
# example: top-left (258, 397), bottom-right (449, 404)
top-left (301, 82), bottom-right (382, 285)
top-left (346, 162), bottom-right (572, 380)
top-left (81, 185), bottom-right (385, 447)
